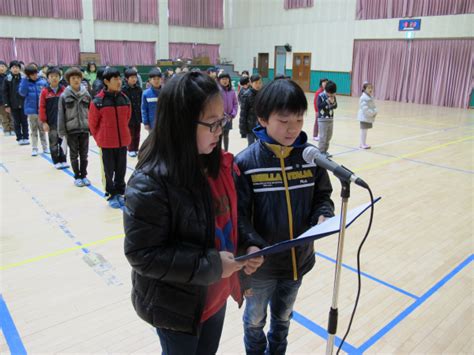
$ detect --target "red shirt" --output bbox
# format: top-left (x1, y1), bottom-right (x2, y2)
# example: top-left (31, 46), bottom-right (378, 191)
top-left (314, 87), bottom-right (324, 113)
top-left (201, 153), bottom-right (241, 322)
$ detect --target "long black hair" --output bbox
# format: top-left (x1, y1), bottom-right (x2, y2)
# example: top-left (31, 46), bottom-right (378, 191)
top-left (137, 71), bottom-right (222, 190)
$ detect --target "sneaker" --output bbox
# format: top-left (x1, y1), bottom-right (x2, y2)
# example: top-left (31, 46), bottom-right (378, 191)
top-left (18, 140), bottom-right (23, 145)
top-left (43, 147), bottom-right (50, 154)
top-left (82, 177), bottom-right (91, 186)
top-left (10, 131), bottom-right (15, 136)
top-left (108, 195), bottom-right (121, 209)
top-left (74, 178), bottom-right (85, 187)
top-left (127, 151), bottom-right (136, 157)
top-left (4, 131), bottom-right (10, 136)
top-left (360, 144), bottom-right (371, 149)
top-left (23, 139), bottom-right (30, 145)
top-left (117, 195), bottom-right (125, 207)
top-left (60, 162), bottom-right (70, 169)
top-left (31, 148), bottom-right (38, 157)
top-left (54, 163), bottom-right (63, 169)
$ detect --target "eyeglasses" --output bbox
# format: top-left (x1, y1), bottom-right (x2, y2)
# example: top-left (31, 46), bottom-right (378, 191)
top-left (196, 114), bottom-right (230, 133)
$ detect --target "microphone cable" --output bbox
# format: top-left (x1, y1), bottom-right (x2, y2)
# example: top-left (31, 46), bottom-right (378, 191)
top-left (336, 185), bottom-right (375, 354)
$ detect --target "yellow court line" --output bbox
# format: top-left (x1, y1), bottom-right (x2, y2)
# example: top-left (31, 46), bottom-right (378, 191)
top-left (354, 136), bottom-right (474, 173)
top-left (0, 233), bottom-right (125, 271)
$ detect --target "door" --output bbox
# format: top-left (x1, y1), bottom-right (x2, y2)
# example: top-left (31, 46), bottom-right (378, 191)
top-left (292, 52), bottom-right (311, 91)
top-left (274, 46), bottom-right (287, 77)
top-left (258, 53), bottom-right (269, 78)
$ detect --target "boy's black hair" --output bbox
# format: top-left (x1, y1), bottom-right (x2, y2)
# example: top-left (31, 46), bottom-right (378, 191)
top-left (241, 70), bottom-right (249, 76)
top-left (24, 64), bottom-right (38, 76)
top-left (255, 79), bottom-right (307, 122)
top-left (95, 67), bottom-right (105, 81)
top-left (9, 60), bottom-right (20, 69)
top-left (103, 67), bottom-right (121, 81)
top-left (274, 74), bottom-right (288, 80)
top-left (325, 80), bottom-right (337, 94)
top-left (124, 68), bottom-right (138, 79)
top-left (137, 71), bottom-right (222, 188)
top-left (46, 67), bottom-right (61, 78)
top-left (86, 61), bottom-right (96, 72)
top-left (217, 72), bottom-right (230, 80)
top-left (319, 78), bottom-right (328, 87)
top-left (148, 68), bottom-right (162, 78)
top-left (250, 74), bottom-right (261, 83)
top-left (0, 60), bottom-right (7, 66)
top-left (240, 76), bottom-right (250, 86)
top-left (64, 67), bottom-right (83, 82)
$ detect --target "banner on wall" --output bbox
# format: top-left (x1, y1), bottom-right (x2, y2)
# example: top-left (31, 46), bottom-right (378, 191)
top-left (399, 19), bottom-right (421, 31)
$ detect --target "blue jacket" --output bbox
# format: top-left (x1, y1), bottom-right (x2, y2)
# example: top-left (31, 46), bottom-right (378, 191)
top-left (234, 127), bottom-right (335, 280)
top-left (141, 86), bottom-right (161, 128)
top-left (18, 76), bottom-right (47, 115)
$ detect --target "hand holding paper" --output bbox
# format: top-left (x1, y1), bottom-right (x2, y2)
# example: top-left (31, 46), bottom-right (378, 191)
top-left (235, 198), bottom-right (381, 262)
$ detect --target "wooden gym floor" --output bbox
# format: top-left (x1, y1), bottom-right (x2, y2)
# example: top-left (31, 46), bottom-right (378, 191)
top-left (1, 94), bottom-right (473, 354)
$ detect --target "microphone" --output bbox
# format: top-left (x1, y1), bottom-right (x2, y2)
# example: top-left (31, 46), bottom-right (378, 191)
top-left (302, 146), bottom-right (369, 189)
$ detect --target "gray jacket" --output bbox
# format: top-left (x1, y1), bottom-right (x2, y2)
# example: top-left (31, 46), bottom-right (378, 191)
top-left (58, 85), bottom-right (91, 137)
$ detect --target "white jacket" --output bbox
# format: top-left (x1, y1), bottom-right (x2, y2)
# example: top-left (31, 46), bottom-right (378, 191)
top-left (357, 92), bottom-right (377, 123)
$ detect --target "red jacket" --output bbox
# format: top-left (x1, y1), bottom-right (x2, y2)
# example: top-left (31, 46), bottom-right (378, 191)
top-left (39, 85), bottom-right (65, 125)
top-left (89, 90), bottom-right (131, 148)
top-left (314, 87), bottom-right (324, 113)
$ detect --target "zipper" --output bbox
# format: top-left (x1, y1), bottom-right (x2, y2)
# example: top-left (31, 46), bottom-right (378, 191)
top-left (278, 146), bottom-right (298, 281)
top-left (114, 94), bottom-right (122, 147)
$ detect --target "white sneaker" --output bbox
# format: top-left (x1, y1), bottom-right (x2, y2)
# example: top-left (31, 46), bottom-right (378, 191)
top-left (61, 162), bottom-right (70, 169)
top-left (31, 148), bottom-right (38, 157)
top-left (54, 163), bottom-right (63, 169)
top-left (43, 147), bottom-right (50, 154)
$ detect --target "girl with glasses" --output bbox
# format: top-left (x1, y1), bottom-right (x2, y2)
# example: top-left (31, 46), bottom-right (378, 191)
top-left (123, 71), bottom-right (263, 354)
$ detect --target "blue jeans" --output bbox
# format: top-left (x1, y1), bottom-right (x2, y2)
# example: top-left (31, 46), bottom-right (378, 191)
top-left (243, 278), bottom-right (302, 355)
top-left (156, 303), bottom-right (226, 355)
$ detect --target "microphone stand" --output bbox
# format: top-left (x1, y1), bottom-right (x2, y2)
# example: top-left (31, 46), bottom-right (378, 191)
top-left (326, 180), bottom-right (350, 355)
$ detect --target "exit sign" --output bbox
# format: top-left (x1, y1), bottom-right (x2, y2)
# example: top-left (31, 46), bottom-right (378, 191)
top-left (399, 19), bottom-right (421, 31)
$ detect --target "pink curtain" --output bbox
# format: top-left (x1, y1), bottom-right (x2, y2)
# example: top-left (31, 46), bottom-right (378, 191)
top-left (96, 40), bottom-right (156, 65)
top-left (169, 42), bottom-right (220, 64)
top-left (11, 38), bottom-right (80, 65)
top-left (356, 0), bottom-right (474, 19)
top-left (169, 0), bottom-right (223, 29)
top-left (0, 38), bottom-right (15, 62)
top-left (284, 0), bottom-right (314, 10)
top-left (351, 39), bottom-right (474, 108)
top-left (93, 0), bottom-right (158, 24)
top-left (0, 0), bottom-right (83, 19)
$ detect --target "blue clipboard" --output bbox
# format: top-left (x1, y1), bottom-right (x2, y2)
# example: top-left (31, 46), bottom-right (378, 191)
top-left (235, 197), bottom-right (381, 261)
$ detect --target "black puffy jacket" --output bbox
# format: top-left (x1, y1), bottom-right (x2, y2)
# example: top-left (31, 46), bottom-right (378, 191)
top-left (3, 73), bottom-right (24, 110)
top-left (239, 87), bottom-right (258, 137)
top-left (124, 153), bottom-right (253, 335)
top-left (234, 128), bottom-right (335, 280)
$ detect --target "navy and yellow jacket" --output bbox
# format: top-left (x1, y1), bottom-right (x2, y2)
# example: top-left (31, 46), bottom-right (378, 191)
top-left (234, 126), bottom-right (335, 280)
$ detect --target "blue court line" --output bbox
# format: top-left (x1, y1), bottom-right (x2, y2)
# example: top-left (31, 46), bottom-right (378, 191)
top-left (40, 153), bottom-right (106, 199)
top-left (292, 311), bottom-right (358, 354)
top-left (316, 252), bottom-right (419, 300)
top-left (0, 294), bottom-right (27, 355)
top-left (356, 254), bottom-right (474, 353)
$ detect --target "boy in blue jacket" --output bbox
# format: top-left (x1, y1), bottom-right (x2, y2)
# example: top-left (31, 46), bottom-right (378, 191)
top-left (234, 79), bottom-right (335, 355)
top-left (19, 64), bottom-right (48, 156)
top-left (141, 68), bottom-right (162, 131)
